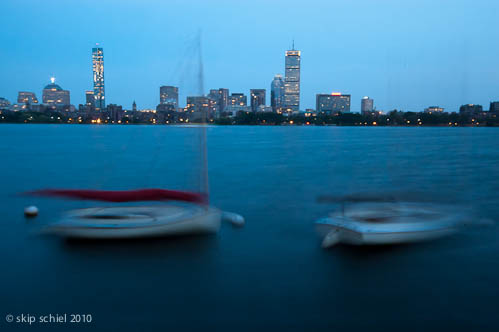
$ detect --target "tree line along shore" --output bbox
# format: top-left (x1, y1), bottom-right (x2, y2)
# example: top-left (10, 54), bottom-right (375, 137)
top-left (1, 110), bottom-right (498, 127)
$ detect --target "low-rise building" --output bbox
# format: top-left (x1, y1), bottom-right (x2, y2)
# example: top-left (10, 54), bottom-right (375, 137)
top-left (257, 105), bottom-right (273, 112)
top-left (186, 96), bottom-right (217, 121)
top-left (424, 106), bottom-right (444, 113)
top-left (0, 97), bottom-right (11, 109)
top-left (490, 101), bottom-right (499, 114)
top-left (228, 93), bottom-right (247, 107)
top-left (459, 104), bottom-right (483, 114)
top-left (250, 89), bottom-right (266, 112)
top-left (361, 96), bottom-right (374, 114)
top-left (107, 104), bottom-right (124, 123)
top-left (223, 105), bottom-right (251, 117)
top-left (316, 93), bottom-right (351, 114)
top-left (42, 78), bottom-right (70, 106)
top-left (17, 92), bottom-right (39, 105)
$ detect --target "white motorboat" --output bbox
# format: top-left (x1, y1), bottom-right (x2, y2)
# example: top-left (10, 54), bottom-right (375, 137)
top-left (316, 201), bottom-right (466, 248)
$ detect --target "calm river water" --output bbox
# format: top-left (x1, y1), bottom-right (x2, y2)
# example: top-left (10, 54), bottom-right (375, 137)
top-left (1, 125), bottom-right (498, 331)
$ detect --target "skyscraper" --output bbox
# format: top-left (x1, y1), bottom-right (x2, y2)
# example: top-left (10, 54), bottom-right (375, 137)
top-left (284, 45), bottom-right (301, 112)
top-left (316, 93), bottom-right (351, 114)
top-left (271, 74), bottom-right (285, 113)
top-left (160, 86), bottom-right (179, 108)
top-left (92, 45), bottom-right (105, 110)
top-left (250, 89), bottom-right (266, 112)
top-left (361, 96), bottom-right (374, 114)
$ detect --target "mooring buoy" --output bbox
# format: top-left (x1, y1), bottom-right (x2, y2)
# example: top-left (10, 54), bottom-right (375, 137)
top-left (24, 206), bottom-right (39, 218)
top-left (221, 211), bottom-right (245, 227)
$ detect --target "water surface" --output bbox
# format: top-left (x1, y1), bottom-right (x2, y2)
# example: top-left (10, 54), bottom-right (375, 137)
top-left (1, 125), bottom-right (498, 331)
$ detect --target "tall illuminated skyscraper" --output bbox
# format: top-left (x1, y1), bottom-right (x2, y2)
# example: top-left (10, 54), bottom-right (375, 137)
top-left (284, 44), bottom-right (301, 112)
top-left (92, 45), bottom-right (105, 110)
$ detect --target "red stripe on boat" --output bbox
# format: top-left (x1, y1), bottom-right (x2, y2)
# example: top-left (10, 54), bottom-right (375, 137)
top-left (28, 189), bottom-right (208, 205)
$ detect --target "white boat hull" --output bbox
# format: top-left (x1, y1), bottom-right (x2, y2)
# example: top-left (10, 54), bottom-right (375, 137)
top-left (316, 222), bottom-right (458, 247)
top-left (315, 202), bottom-right (465, 247)
top-left (44, 204), bottom-right (221, 239)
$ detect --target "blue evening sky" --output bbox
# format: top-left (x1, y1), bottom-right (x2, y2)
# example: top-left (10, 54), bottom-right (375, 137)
top-left (1, 0), bottom-right (498, 112)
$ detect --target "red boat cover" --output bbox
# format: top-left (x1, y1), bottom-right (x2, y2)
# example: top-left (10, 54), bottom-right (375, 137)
top-left (28, 189), bottom-right (208, 205)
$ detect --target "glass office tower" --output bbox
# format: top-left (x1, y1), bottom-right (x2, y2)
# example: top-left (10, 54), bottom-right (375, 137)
top-left (284, 49), bottom-right (301, 112)
top-left (92, 46), bottom-right (105, 110)
top-left (271, 74), bottom-right (285, 113)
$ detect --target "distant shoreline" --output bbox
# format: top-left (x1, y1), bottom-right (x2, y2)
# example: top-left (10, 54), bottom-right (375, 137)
top-left (1, 110), bottom-right (498, 127)
top-left (0, 122), bottom-right (496, 128)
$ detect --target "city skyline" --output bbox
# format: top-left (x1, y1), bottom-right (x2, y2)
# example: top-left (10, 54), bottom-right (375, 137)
top-left (1, 41), bottom-right (498, 116)
top-left (2, 56), bottom-right (498, 115)
top-left (1, 0), bottom-right (498, 111)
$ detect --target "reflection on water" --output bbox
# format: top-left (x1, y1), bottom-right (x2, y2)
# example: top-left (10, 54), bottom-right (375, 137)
top-left (61, 234), bottom-right (220, 259)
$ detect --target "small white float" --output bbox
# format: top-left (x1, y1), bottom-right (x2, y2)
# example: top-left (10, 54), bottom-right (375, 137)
top-left (24, 206), bottom-right (39, 218)
top-left (221, 211), bottom-right (245, 227)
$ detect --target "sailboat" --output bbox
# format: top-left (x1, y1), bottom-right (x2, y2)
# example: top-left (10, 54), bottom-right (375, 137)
top-left (25, 33), bottom-right (244, 239)
top-left (315, 193), bottom-right (468, 248)
top-left (28, 189), bottom-right (228, 239)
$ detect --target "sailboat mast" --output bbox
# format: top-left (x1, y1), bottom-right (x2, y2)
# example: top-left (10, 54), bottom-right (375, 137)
top-left (197, 31), bottom-right (209, 202)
